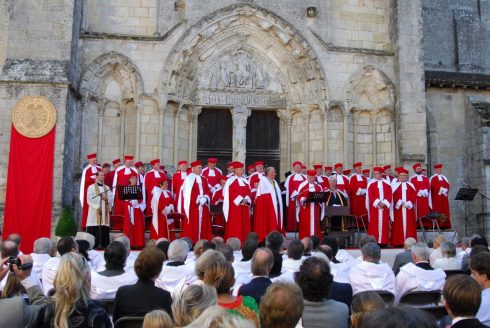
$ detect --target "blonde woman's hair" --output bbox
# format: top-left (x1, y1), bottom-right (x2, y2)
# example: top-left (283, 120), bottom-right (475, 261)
top-left (350, 291), bottom-right (385, 328)
top-left (194, 249), bottom-right (225, 279)
top-left (172, 284), bottom-right (217, 326)
top-left (142, 310), bottom-right (174, 328)
top-left (52, 252), bottom-right (91, 328)
top-left (183, 306), bottom-right (254, 328)
top-left (202, 256), bottom-right (235, 294)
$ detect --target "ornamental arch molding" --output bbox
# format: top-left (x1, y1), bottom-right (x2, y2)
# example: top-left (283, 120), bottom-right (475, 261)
top-left (160, 3), bottom-right (329, 109)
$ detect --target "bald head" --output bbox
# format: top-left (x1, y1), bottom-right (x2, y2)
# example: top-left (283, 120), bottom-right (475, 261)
top-left (7, 233), bottom-right (21, 246)
top-left (251, 248), bottom-right (274, 276)
top-left (1, 240), bottom-right (19, 258)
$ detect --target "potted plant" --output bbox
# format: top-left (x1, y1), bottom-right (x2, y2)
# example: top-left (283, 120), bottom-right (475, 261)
top-left (55, 206), bottom-right (77, 238)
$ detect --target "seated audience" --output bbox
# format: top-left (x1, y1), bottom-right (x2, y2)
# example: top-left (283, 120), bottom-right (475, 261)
top-left (395, 242), bottom-right (446, 303)
top-left (233, 239), bottom-right (257, 274)
top-left (360, 306), bottom-right (437, 328)
top-left (350, 291), bottom-right (385, 328)
top-left (42, 236), bottom-right (78, 295)
top-left (392, 237), bottom-right (416, 275)
top-left (443, 274), bottom-right (487, 328)
top-left (142, 309), bottom-right (174, 328)
top-left (183, 305), bottom-right (254, 328)
top-left (260, 282), bottom-right (304, 328)
top-left (203, 256), bottom-right (260, 327)
top-left (227, 237), bottom-right (243, 262)
top-left (76, 239), bottom-right (91, 264)
top-left (456, 236), bottom-right (471, 264)
top-left (42, 252), bottom-right (111, 327)
top-left (172, 284), bottom-right (217, 327)
top-left (192, 239), bottom-right (207, 259)
top-left (431, 241), bottom-right (459, 270)
top-left (90, 241), bottom-right (137, 300)
top-left (301, 237), bottom-right (313, 256)
top-left (429, 235), bottom-right (446, 265)
top-left (113, 246), bottom-right (172, 322)
top-left (193, 250), bottom-right (226, 285)
top-left (156, 239), bottom-right (195, 295)
top-left (76, 232), bottom-right (104, 270)
top-left (462, 237), bottom-right (489, 272)
top-left (348, 243), bottom-right (395, 295)
top-left (114, 235), bottom-right (137, 271)
top-left (216, 244), bottom-right (235, 263)
top-left (238, 248), bottom-right (274, 304)
top-left (310, 235), bottom-right (320, 252)
top-left (282, 239), bottom-right (305, 273)
top-left (156, 239), bottom-right (170, 259)
top-left (295, 256), bottom-right (349, 328)
top-left (266, 232), bottom-right (284, 278)
top-left (30, 237), bottom-right (53, 278)
top-left (470, 252), bottom-right (490, 326)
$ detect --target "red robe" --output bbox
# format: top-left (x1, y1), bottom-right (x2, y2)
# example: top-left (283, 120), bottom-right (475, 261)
top-left (150, 188), bottom-right (175, 240)
top-left (390, 181), bottom-right (417, 246)
top-left (172, 170), bottom-right (187, 206)
top-left (334, 173), bottom-right (350, 194)
top-left (211, 187), bottom-right (225, 231)
top-left (429, 174), bottom-right (451, 228)
top-left (254, 175), bottom-right (284, 242)
top-left (112, 166), bottom-right (139, 217)
top-left (248, 172), bottom-right (264, 201)
top-left (409, 174), bottom-right (431, 227)
top-left (123, 198), bottom-right (145, 248)
top-left (144, 169), bottom-right (168, 216)
top-left (349, 174), bottom-right (369, 226)
top-left (366, 179), bottom-right (392, 245)
top-left (223, 176), bottom-right (252, 242)
top-left (178, 174), bottom-right (213, 243)
top-left (202, 167), bottom-right (223, 192)
top-left (285, 173), bottom-right (306, 231)
top-left (296, 181), bottom-right (324, 239)
top-left (104, 170), bottom-right (115, 190)
top-left (315, 175), bottom-right (329, 190)
top-left (80, 164), bottom-right (102, 230)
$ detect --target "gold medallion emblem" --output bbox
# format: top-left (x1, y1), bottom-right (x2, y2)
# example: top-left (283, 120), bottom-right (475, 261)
top-left (12, 95), bottom-right (57, 138)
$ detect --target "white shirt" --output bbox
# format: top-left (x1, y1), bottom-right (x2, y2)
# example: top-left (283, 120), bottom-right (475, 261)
top-left (429, 248), bottom-right (443, 266)
top-left (348, 261), bottom-right (396, 295)
top-left (476, 288), bottom-right (490, 326)
top-left (394, 262), bottom-right (446, 303)
top-left (90, 269), bottom-right (138, 300)
top-left (30, 253), bottom-right (51, 279)
top-left (155, 262), bottom-right (196, 298)
top-left (336, 249), bottom-right (354, 263)
top-left (42, 256), bottom-right (61, 295)
top-left (282, 257), bottom-right (305, 273)
top-left (432, 257), bottom-right (460, 270)
top-left (457, 248), bottom-right (471, 264)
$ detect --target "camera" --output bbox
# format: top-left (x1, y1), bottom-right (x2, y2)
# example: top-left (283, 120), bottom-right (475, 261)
top-left (7, 256), bottom-right (21, 270)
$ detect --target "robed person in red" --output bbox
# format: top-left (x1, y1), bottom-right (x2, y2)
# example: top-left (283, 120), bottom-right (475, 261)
top-left (172, 160), bottom-right (188, 205)
top-left (112, 155), bottom-right (139, 217)
top-left (80, 153), bottom-right (102, 230)
top-left (123, 174), bottom-right (146, 248)
top-left (390, 168), bottom-right (417, 246)
top-left (248, 161), bottom-right (265, 201)
top-left (382, 165), bottom-right (394, 183)
top-left (349, 162), bottom-right (369, 228)
top-left (144, 159), bottom-right (167, 216)
top-left (333, 163), bottom-right (350, 193)
top-left (178, 160), bottom-right (213, 243)
top-left (246, 164), bottom-right (255, 178)
top-left (135, 161), bottom-right (145, 186)
top-left (429, 163), bottom-right (451, 229)
top-left (226, 161), bottom-right (235, 179)
top-left (324, 166), bottom-right (333, 177)
top-left (105, 158), bottom-right (121, 189)
top-left (314, 164), bottom-right (329, 190)
top-left (284, 161), bottom-right (306, 232)
top-left (254, 166), bottom-right (284, 242)
top-left (409, 163), bottom-right (431, 226)
top-left (202, 157), bottom-right (224, 192)
top-left (210, 177), bottom-right (227, 233)
top-left (223, 162), bottom-right (252, 242)
top-left (297, 170), bottom-right (324, 239)
top-left (150, 179), bottom-right (175, 240)
top-left (366, 167), bottom-right (393, 245)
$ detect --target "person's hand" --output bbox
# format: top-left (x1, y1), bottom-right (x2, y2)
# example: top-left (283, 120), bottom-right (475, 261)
top-left (12, 255), bottom-right (33, 281)
top-left (0, 257), bottom-right (9, 281)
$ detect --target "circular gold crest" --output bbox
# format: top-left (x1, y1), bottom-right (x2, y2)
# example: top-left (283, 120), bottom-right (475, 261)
top-left (12, 95), bottom-right (57, 138)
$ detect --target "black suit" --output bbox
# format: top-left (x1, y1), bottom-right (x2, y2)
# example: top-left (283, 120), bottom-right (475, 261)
top-left (330, 282), bottom-right (353, 309)
top-left (452, 318), bottom-right (489, 328)
top-left (113, 279), bottom-right (172, 322)
top-left (238, 277), bottom-right (272, 305)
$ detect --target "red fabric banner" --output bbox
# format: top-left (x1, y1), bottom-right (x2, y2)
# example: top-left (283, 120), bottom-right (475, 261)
top-left (3, 125), bottom-right (55, 254)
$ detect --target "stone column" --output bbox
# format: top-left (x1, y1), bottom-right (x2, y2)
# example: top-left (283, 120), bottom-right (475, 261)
top-left (173, 104), bottom-right (183, 165)
top-left (135, 104), bottom-right (142, 160)
top-left (302, 106), bottom-right (311, 166)
top-left (119, 105), bottom-right (126, 157)
top-left (157, 104), bottom-right (165, 160)
top-left (230, 106), bottom-right (251, 163)
top-left (323, 106), bottom-right (329, 164)
top-left (353, 111), bottom-right (359, 163)
top-left (372, 114), bottom-right (377, 165)
top-left (188, 106), bottom-right (202, 162)
top-left (343, 112), bottom-right (349, 165)
top-left (96, 103), bottom-right (104, 158)
top-left (277, 109), bottom-right (290, 175)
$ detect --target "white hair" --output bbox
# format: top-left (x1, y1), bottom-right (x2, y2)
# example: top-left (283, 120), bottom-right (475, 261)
top-left (33, 237), bottom-right (52, 254)
top-left (404, 237), bottom-right (417, 249)
top-left (226, 237), bottom-right (241, 251)
top-left (411, 242), bottom-right (430, 261)
top-left (168, 239), bottom-right (189, 262)
top-left (312, 252), bottom-right (330, 264)
top-left (76, 232), bottom-right (95, 250)
top-left (328, 175), bottom-right (337, 182)
top-left (114, 235), bottom-right (131, 251)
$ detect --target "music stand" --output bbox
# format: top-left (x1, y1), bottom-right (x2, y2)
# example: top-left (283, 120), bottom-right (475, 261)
top-left (455, 187), bottom-right (478, 236)
top-left (306, 191), bottom-right (327, 203)
top-left (117, 185), bottom-right (143, 200)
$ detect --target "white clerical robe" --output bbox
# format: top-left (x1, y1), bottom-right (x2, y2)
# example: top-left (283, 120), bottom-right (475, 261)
top-left (394, 262), bottom-right (446, 303)
top-left (348, 261), bottom-right (396, 295)
top-left (86, 183), bottom-right (113, 227)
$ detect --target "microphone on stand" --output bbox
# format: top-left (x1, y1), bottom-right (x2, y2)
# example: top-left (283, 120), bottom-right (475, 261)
top-left (462, 180), bottom-right (472, 188)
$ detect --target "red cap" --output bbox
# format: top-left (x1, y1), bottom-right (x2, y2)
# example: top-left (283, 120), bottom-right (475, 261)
top-left (254, 161), bottom-right (264, 167)
top-left (159, 165), bottom-right (165, 170)
top-left (102, 162), bottom-right (110, 168)
top-left (234, 162), bottom-right (244, 169)
top-left (343, 169), bottom-right (351, 175)
top-left (373, 167), bottom-right (384, 173)
top-left (86, 153), bottom-right (97, 160)
top-left (313, 164), bottom-right (322, 169)
top-left (353, 162), bottom-right (362, 168)
top-left (398, 168), bottom-right (409, 175)
top-left (135, 161), bottom-right (143, 168)
top-left (128, 171), bottom-right (138, 178)
top-left (413, 163), bottom-right (422, 171)
top-left (421, 168), bottom-right (427, 172)
top-left (227, 162), bottom-right (234, 168)
top-left (191, 160), bottom-right (202, 168)
top-left (324, 166), bottom-right (332, 171)
top-left (334, 163), bottom-right (343, 169)
top-left (306, 169), bottom-right (316, 176)
top-left (394, 166), bottom-right (403, 173)
top-left (301, 164), bottom-right (307, 169)
top-left (434, 163), bottom-right (443, 169)
top-left (124, 155), bottom-right (134, 161)
top-left (150, 159), bottom-right (160, 166)
top-left (112, 159), bottom-right (121, 165)
top-left (292, 161), bottom-right (302, 167)
top-left (207, 157), bottom-right (218, 164)
top-left (383, 165), bottom-right (391, 170)
top-left (178, 160), bottom-right (188, 166)
top-left (247, 165), bottom-right (254, 171)
top-left (362, 169), bottom-right (370, 174)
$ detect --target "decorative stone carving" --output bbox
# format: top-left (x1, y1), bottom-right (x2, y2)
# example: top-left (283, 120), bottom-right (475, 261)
top-left (231, 106), bottom-right (251, 163)
top-left (12, 95), bottom-right (57, 138)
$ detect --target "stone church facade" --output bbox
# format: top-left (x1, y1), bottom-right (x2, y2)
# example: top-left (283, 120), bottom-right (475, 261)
top-left (0, 0), bottom-right (489, 238)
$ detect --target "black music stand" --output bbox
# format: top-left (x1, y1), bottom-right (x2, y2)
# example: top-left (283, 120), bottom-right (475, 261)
top-left (455, 187), bottom-right (478, 236)
top-left (117, 185), bottom-right (143, 200)
top-left (306, 191), bottom-right (328, 203)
